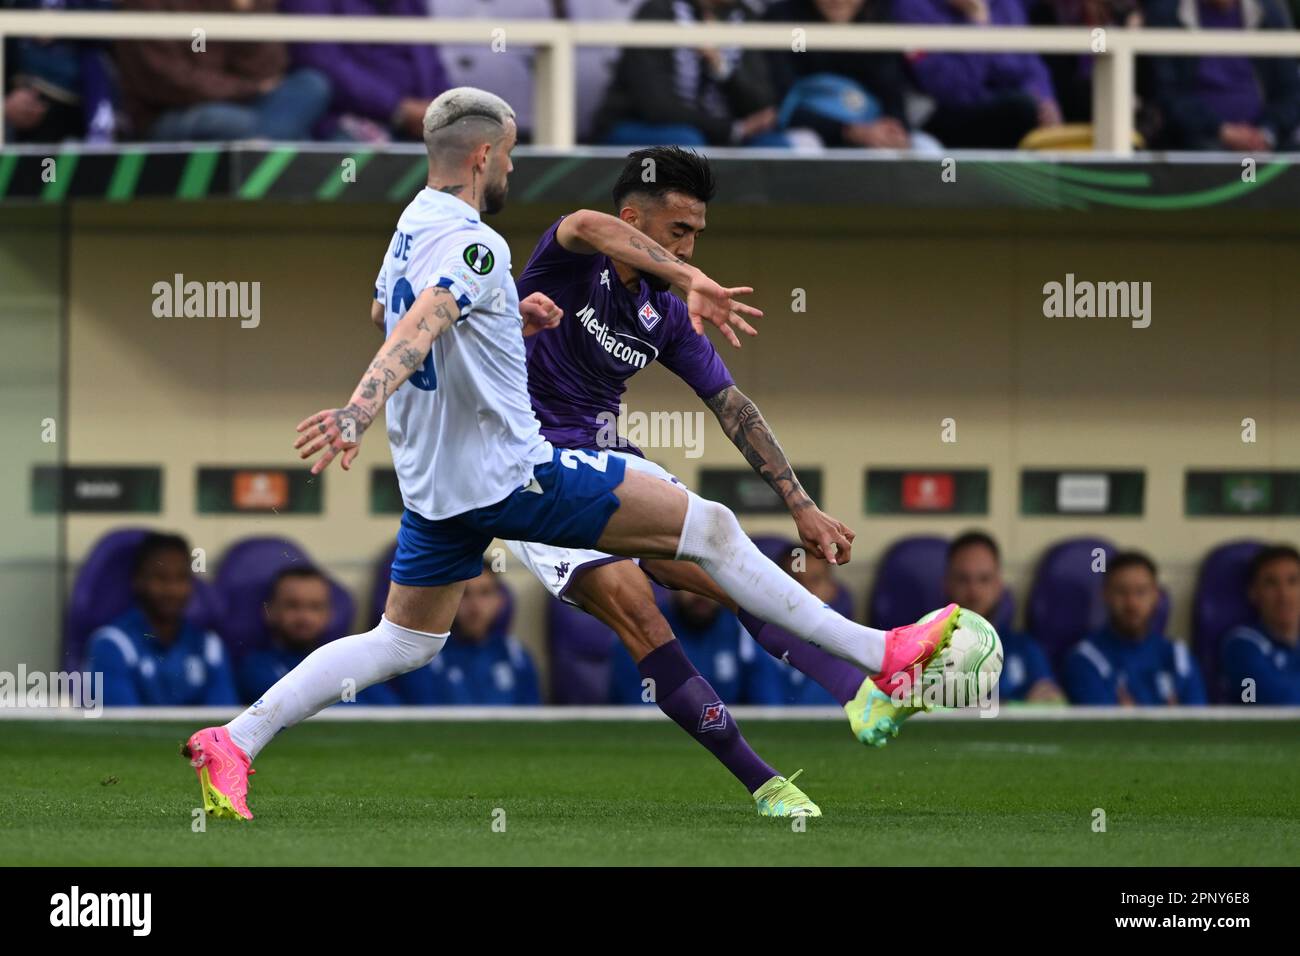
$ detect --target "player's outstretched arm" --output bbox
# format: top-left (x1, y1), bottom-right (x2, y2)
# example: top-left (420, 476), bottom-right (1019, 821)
top-left (295, 286), bottom-right (461, 475)
top-left (557, 210), bottom-right (761, 347)
top-left (704, 384), bottom-right (855, 564)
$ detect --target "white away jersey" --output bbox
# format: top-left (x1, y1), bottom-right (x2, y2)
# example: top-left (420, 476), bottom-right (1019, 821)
top-left (375, 188), bottom-right (552, 520)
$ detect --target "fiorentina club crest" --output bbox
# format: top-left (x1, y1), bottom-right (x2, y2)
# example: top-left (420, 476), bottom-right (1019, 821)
top-left (698, 700), bottom-right (728, 733)
top-left (637, 300), bottom-right (662, 332)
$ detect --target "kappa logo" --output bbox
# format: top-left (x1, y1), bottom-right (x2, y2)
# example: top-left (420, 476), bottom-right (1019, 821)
top-left (600, 269), bottom-right (611, 290)
top-left (554, 561), bottom-right (571, 584)
top-left (698, 700), bottom-right (728, 733)
top-left (637, 301), bottom-right (662, 332)
top-left (463, 243), bottom-right (495, 275)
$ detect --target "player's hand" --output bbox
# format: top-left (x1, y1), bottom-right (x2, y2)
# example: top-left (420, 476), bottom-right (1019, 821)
top-left (520, 291), bottom-right (563, 337)
top-left (793, 505), bottom-right (855, 565)
top-left (294, 406), bottom-right (367, 475)
top-left (683, 268), bottom-right (761, 348)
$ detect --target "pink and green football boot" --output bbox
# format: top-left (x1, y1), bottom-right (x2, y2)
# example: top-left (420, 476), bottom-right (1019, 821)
top-left (846, 603), bottom-right (959, 748)
top-left (181, 727), bottom-right (255, 821)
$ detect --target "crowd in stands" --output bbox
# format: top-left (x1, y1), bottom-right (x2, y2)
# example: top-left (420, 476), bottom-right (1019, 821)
top-left (6, 0), bottom-right (1300, 150)
top-left (75, 526), bottom-right (1300, 708)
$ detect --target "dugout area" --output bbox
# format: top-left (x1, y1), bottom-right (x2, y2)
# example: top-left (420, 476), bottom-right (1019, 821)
top-left (2, 147), bottom-right (1300, 878)
top-left (2, 148), bottom-right (1298, 685)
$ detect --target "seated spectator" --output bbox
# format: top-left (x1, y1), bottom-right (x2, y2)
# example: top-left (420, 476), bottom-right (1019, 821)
top-left (943, 530), bottom-right (1064, 703)
top-left (114, 0), bottom-right (330, 142)
top-left (394, 567), bottom-right (540, 705)
top-left (593, 0), bottom-right (789, 147)
top-left (1144, 0), bottom-right (1299, 151)
top-left (1063, 551), bottom-right (1206, 706)
top-left (2, 0), bottom-right (117, 143)
top-left (281, 0), bottom-right (449, 142)
top-left (611, 591), bottom-right (759, 703)
top-left (763, 0), bottom-right (919, 149)
top-left (239, 567), bottom-right (398, 706)
top-left (744, 549), bottom-right (841, 705)
top-left (1220, 544), bottom-right (1300, 704)
top-left (892, 0), bottom-right (1061, 147)
top-left (86, 532), bottom-right (238, 707)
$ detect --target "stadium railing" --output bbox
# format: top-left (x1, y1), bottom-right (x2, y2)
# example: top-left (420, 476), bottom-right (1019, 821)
top-left (4, 13), bottom-right (1300, 152)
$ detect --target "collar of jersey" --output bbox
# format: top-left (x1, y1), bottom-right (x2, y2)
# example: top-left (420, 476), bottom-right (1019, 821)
top-left (600, 254), bottom-right (650, 304)
top-left (421, 186), bottom-right (480, 223)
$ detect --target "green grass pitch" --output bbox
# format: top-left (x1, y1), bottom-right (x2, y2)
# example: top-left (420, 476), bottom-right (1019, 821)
top-left (2, 718), bottom-right (1298, 866)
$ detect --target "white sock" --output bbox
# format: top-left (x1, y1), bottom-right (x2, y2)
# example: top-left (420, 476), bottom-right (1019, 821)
top-left (674, 492), bottom-right (888, 673)
top-left (226, 615), bottom-right (447, 761)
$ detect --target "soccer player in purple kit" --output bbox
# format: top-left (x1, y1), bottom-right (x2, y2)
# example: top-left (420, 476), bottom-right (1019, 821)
top-left (505, 148), bottom-right (922, 812)
top-left (181, 93), bottom-right (956, 822)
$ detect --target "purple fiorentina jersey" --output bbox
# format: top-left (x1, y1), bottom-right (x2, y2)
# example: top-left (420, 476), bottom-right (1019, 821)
top-left (516, 217), bottom-right (734, 452)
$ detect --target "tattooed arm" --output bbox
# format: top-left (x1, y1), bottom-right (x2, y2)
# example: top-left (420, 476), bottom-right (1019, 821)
top-left (555, 210), bottom-right (760, 347)
top-left (705, 384), bottom-right (855, 564)
top-left (556, 209), bottom-right (693, 284)
top-left (295, 286), bottom-right (461, 474)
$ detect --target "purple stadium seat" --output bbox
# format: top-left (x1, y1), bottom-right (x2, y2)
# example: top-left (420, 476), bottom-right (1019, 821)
top-left (868, 535), bottom-right (948, 630)
top-left (547, 596), bottom-right (618, 704)
top-left (1193, 540), bottom-right (1265, 701)
top-left (1026, 536), bottom-right (1116, 665)
top-left (64, 527), bottom-right (224, 670)
top-left (214, 537), bottom-right (354, 660)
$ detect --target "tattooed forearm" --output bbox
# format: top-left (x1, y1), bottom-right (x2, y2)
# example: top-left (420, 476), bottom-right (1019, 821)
top-left (705, 385), bottom-right (811, 512)
top-left (345, 287), bottom-right (458, 429)
top-left (627, 235), bottom-right (684, 266)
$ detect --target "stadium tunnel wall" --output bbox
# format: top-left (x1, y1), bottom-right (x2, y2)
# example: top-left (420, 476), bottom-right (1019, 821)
top-left (4, 200), bottom-right (1300, 684)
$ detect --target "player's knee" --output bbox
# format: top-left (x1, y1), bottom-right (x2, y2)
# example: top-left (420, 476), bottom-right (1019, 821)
top-left (680, 493), bottom-right (743, 562)
top-left (378, 616), bottom-right (448, 671)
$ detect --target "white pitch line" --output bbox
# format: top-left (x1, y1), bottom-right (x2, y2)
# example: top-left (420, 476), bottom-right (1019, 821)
top-left (0, 706), bottom-right (1297, 722)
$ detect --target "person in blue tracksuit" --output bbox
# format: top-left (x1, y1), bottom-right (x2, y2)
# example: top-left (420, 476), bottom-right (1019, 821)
top-left (1064, 551), bottom-right (1206, 706)
top-left (1220, 544), bottom-right (1300, 705)
top-left (87, 532), bottom-right (238, 707)
top-left (944, 530), bottom-right (1063, 703)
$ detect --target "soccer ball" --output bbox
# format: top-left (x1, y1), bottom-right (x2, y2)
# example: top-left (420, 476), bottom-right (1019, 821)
top-left (917, 606), bottom-right (1004, 707)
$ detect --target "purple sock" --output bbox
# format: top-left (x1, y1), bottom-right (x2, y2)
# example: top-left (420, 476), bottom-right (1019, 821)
top-left (638, 640), bottom-right (778, 794)
top-left (738, 608), bottom-right (869, 706)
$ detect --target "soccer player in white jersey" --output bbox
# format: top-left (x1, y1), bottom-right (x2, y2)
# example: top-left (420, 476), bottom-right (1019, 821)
top-left (181, 87), bottom-right (958, 821)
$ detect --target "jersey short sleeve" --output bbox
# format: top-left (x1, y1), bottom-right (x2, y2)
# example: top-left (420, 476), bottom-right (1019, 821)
top-left (658, 296), bottom-right (735, 399)
top-left (374, 253), bottom-right (387, 304)
top-left (426, 229), bottom-right (510, 317)
top-left (517, 216), bottom-right (601, 293)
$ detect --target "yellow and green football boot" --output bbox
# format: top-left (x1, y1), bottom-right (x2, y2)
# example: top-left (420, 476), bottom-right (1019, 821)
top-left (753, 769), bottom-right (822, 817)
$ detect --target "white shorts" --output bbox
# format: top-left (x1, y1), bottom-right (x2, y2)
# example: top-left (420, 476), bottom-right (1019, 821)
top-left (505, 450), bottom-right (686, 604)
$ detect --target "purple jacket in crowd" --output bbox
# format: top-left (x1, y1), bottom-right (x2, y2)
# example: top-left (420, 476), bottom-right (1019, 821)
top-left (282, 0), bottom-right (449, 132)
top-left (892, 0), bottom-right (1055, 107)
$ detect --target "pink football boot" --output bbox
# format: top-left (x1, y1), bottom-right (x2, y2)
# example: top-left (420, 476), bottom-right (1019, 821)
top-left (181, 727), bottom-right (255, 821)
